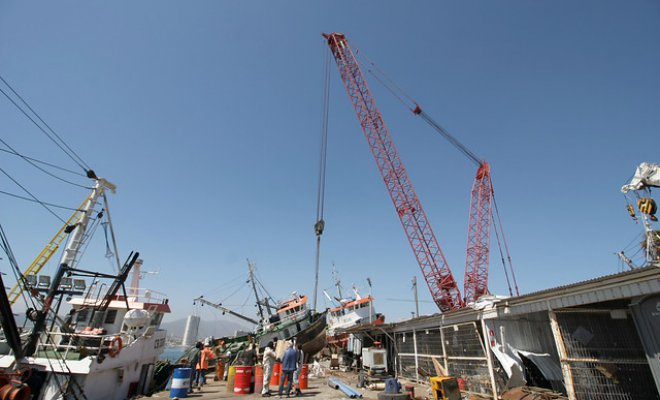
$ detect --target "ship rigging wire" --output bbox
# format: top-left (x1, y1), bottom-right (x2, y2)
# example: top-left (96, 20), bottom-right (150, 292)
top-left (39, 333), bottom-right (89, 400)
top-left (0, 189), bottom-right (80, 211)
top-left (0, 146), bottom-right (86, 177)
top-left (0, 138), bottom-right (90, 188)
top-left (0, 223), bottom-right (40, 310)
top-left (0, 73), bottom-right (92, 173)
top-left (0, 75), bottom-right (103, 229)
top-left (0, 166), bottom-right (67, 223)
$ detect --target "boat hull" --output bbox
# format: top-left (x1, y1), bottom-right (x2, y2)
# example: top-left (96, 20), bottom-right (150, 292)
top-left (256, 311), bottom-right (327, 360)
top-left (297, 311), bottom-right (328, 360)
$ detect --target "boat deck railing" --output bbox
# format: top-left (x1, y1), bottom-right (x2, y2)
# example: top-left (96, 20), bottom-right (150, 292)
top-left (78, 287), bottom-right (169, 307)
top-left (125, 287), bottom-right (169, 305)
top-left (32, 330), bottom-right (130, 361)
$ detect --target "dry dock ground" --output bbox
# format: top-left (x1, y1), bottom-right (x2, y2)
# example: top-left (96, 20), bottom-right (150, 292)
top-left (151, 368), bottom-right (433, 400)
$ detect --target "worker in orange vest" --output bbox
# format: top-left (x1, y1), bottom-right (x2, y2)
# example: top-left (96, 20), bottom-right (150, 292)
top-left (194, 343), bottom-right (216, 390)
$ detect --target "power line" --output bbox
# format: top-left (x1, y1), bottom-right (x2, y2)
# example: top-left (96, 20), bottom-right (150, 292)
top-left (0, 74), bottom-right (92, 173)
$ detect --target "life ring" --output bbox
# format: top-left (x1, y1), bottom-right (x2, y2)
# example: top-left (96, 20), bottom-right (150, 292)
top-left (108, 336), bottom-right (123, 358)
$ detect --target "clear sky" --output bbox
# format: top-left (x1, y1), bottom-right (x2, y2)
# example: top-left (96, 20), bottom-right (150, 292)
top-left (0, 1), bottom-right (659, 327)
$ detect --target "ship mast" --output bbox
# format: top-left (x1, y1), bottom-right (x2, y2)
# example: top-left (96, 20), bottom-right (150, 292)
top-left (247, 259), bottom-right (265, 320)
top-left (23, 177), bottom-right (116, 357)
top-left (332, 264), bottom-right (343, 300)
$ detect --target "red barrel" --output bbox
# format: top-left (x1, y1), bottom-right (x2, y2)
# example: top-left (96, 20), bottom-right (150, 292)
top-left (404, 385), bottom-right (415, 400)
top-left (234, 366), bottom-right (252, 395)
top-left (270, 362), bottom-right (282, 386)
top-left (215, 361), bottom-right (225, 381)
top-left (299, 364), bottom-right (309, 390)
top-left (253, 365), bottom-right (263, 394)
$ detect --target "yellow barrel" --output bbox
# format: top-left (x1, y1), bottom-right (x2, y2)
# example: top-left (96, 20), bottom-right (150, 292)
top-left (226, 366), bottom-right (236, 393)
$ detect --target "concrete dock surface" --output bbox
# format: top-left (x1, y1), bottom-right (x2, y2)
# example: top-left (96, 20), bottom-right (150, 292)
top-left (151, 367), bottom-right (431, 400)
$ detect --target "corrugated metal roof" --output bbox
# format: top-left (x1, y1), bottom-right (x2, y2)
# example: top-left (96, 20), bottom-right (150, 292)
top-left (358, 266), bottom-right (660, 332)
top-left (513, 265), bottom-right (660, 300)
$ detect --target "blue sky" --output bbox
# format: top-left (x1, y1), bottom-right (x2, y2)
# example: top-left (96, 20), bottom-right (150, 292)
top-left (0, 1), bottom-right (659, 327)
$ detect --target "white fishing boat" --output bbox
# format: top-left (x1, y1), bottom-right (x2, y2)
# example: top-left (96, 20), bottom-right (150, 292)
top-left (0, 177), bottom-right (171, 400)
top-left (327, 295), bottom-right (379, 336)
top-left (324, 271), bottom-right (384, 349)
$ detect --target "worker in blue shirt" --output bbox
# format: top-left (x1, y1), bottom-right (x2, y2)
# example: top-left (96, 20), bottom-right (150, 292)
top-left (278, 341), bottom-right (298, 398)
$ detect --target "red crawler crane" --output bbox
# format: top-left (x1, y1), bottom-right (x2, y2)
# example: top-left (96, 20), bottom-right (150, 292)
top-left (323, 32), bottom-right (519, 310)
top-left (323, 32), bottom-right (464, 311)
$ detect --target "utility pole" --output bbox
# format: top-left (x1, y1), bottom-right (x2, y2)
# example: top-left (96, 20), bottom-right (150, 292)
top-left (367, 277), bottom-right (373, 323)
top-left (412, 276), bottom-right (419, 318)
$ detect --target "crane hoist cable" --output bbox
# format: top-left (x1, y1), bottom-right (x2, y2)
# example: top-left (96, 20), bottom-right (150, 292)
top-left (313, 48), bottom-right (331, 311)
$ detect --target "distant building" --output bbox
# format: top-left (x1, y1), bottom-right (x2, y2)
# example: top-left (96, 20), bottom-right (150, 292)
top-left (182, 315), bottom-right (200, 346)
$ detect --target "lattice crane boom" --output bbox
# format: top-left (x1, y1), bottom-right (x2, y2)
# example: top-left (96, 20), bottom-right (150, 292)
top-left (323, 32), bottom-right (463, 311)
top-left (414, 106), bottom-right (496, 304)
top-left (463, 162), bottom-right (493, 302)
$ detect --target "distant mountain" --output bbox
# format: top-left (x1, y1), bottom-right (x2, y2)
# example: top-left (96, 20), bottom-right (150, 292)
top-left (160, 317), bottom-right (253, 340)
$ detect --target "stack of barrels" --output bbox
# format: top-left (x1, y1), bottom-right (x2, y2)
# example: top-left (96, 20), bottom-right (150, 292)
top-left (224, 362), bottom-right (310, 395)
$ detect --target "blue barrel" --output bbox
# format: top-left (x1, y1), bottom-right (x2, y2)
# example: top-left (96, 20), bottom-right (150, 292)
top-left (170, 367), bottom-right (192, 398)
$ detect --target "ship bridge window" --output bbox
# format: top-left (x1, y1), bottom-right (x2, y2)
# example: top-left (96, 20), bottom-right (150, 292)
top-left (76, 308), bottom-right (89, 323)
top-left (104, 309), bottom-right (118, 324)
top-left (150, 312), bottom-right (162, 326)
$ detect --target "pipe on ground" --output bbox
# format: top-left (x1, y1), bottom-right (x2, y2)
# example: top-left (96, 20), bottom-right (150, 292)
top-left (328, 378), bottom-right (363, 398)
